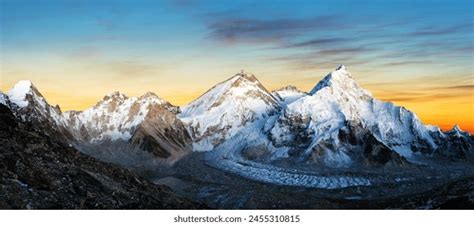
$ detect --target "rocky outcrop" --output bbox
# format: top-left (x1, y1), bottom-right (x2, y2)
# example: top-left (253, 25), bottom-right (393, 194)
top-left (5, 81), bottom-right (73, 145)
top-left (3, 66), bottom-right (473, 176)
top-left (268, 65), bottom-right (470, 167)
top-left (4, 81), bottom-right (192, 167)
top-left (0, 104), bottom-right (204, 209)
top-left (130, 103), bottom-right (192, 160)
top-left (435, 125), bottom-right (473, 160)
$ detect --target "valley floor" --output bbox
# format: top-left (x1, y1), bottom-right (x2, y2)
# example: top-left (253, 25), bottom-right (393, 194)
top-left (153, 152), bottom-right (474, 209)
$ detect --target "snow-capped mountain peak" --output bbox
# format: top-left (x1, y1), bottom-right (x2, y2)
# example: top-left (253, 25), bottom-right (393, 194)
top-left (105, 91), bottom-right (128, 99)
top-left (65, 89), bottom-right (180, 143)
top-left (303, 65), bottom-right (374, 123)
top-left (95, 91), bottom-right (169, 108)
top-left (7, 80), bottom-right (42, 108)
top-left (230, 71), bottom-right (274, 95)
top-left (2, 65), bottom-right (472, 179)
top-left (104, 91), bottom-right (128, 100)
top-left (269, 65), bottom-right (445, 166)
top-left (452, 124), bottom-right (462, 132)
top-left (336, 64), bottom-right (347, 71)
top-left (4, 80), bottom-right (72, 142)
top-left (178, 71), bottom-right (281, 151)
top-left (449, 124), bottom-right (470, 137)
top-left (138, 91), bottom-right (173, 109)
top-left (0, 92), bottom-right (12, 107)
top-left (309, 65), bottom-right (371, 98)
top-left (272, 85), bottom-right (308, 105)
top-left (275, 85), bottom-right (301, 92)
top-left (234, 70), bottom-right (257, 80)
top-left (180, 71), bottom-right (279, 117)
top-left (140, 91), bottom-right (158, 99)
top-left (6, 80), bottom-right (63, 119)
top-left (3, 81), bottom-right (192, 163)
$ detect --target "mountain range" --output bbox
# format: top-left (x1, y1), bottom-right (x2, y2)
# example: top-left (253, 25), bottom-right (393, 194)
top-left (0, 93), bottom-right (203, 209)
top-left (1, 65), bottom-right (472, 176)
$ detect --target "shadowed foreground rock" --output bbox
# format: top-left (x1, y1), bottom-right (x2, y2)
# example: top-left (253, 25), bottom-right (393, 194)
top-left (0, 104), bottom-right (205, 209)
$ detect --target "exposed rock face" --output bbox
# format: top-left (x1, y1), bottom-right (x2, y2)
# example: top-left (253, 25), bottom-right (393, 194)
top-left (4, 81), bottom-right (192, 166)
top-left (64, 92), bottom-right (192, 169)
top-left (0, 92), bottom-right (12, 108)
top-left (5, 81), bottom-right (73, 144)
top-left (2, 65), bottom-right (472, 179)
top-left (175, 67), bottom-right (472, 168)
top-left (178, 72), bottom-right (281, 151)
top-left (63, 91), bottom-right (192, 164)
top-left (2, 66), bottom-right (472, 209)
top-left (64, 91), bottom-right (180, 143)
top-left (337, 122), bottom-right (408, 167)
top-left (130, 103), bottom-right (192, 160)
top-left (0, 104), bottom-right (204, 209)
top-left (267, 65), bottom-right (469, 167)
top-left (278, 118), bottom-right (408, 167)
top-left (434, 125), bottom-right (473, 160)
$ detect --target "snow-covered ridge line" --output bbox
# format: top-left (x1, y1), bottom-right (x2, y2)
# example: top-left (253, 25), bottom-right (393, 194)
top-left (2, 67), bottom-right (470, 136)
top-left (177, 71), bottom-right (282, 151)
top-left (64, 90), bottom-right (179, 143)
top-left (179, 71), bottom-right (279, 117)
top-left (7, 80), bottom-right (35, 107)
top-left (2, 65), bottom-right (472, 165)
top-left (3, 81), bottom-right (181, 144)
top-left (1, 65), bottom-right (472, 189)
top-left (272, 85), bottom-right (308, 106)
top-left (4, 80), bottom-right (67, 128)
top-left (0, 92), bottom-right (9, 106)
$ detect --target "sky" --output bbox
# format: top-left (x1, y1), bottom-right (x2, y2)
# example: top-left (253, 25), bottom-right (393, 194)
top-left (0, 0), bottom-right (473, 132)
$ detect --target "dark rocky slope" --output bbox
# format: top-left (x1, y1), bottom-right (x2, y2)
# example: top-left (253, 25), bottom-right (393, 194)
top-left (0, 104), bottom-right (205, 209)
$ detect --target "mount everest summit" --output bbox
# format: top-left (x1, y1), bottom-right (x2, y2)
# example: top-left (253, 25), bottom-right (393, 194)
top-left (178, 72), bottom-right (281, 152)
top-left (1, 65), bottom-right (472, 174)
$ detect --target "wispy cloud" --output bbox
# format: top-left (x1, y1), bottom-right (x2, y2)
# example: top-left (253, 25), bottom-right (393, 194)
top-left (409, 23), bottom-right (473, 36)
top-left (206, 16), bottom-right (340, 44)
top-left (266, 46), bottom-right (374, 71)
top-left (382, 60), bottom-right (432, 67)
top-left (164, 1), bottom-right (474, 76)
top-left (278, 37), bottom-right (347, 48)
top-left (440, 85), bottom-right (474, 91)
top-left (317, 47), bottom-right (373, 56)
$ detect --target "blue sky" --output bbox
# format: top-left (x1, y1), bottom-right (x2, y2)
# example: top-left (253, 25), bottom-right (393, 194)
top-left (2, 0), bottom-right (472, 68)
top-left (1, 0), bottom-right (473, 131)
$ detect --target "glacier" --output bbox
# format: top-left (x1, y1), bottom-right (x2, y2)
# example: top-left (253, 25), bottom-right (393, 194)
top-left (2, 65), bottom-right (472, 189)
